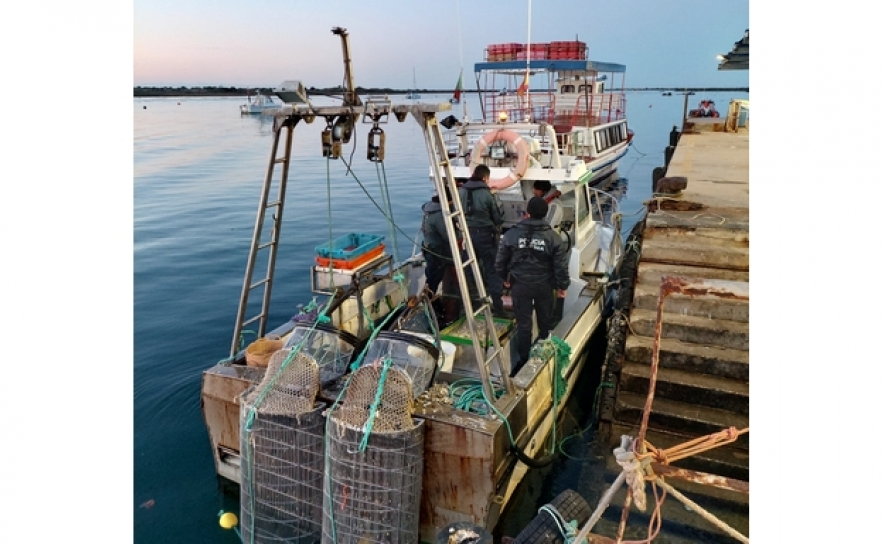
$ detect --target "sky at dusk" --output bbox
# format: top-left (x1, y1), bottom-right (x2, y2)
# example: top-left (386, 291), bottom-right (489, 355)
top-left (134, 0), bottom-right (750, 89)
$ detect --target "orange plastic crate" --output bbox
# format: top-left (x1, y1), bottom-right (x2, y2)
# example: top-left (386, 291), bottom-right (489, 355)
top-left (315, 244), bottom-right (385, 270)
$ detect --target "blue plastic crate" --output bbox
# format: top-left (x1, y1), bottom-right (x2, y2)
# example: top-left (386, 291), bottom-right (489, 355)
top-left (315, 233), bottom-right (384, 260)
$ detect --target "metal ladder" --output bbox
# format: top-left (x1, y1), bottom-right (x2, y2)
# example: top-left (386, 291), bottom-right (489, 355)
top-left (229, 118), bottom-right (297, 357)
top-left (420, 113), bottom-right (514, 400)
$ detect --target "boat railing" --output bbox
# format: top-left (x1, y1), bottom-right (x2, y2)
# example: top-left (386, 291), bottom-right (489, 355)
top-left (552, 92), bottom-right (627, 127)
top-left (588, 185), bottom-right (621, 229)
top-left (482, 94), bottom-right (555, 124)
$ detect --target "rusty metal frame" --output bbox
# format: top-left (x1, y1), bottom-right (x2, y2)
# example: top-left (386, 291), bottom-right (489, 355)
top-left (573, 275), bottom-right (750, 544)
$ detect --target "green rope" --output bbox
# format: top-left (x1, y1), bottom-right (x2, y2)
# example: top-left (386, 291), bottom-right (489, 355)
top-left (239, 297), bottom-right (339, 544)
top-left (376, 161), bottom-right (401, 263)
top-left (557, 381), bottom-right (615, 460)
top-left (551, 336), bottom-right (572, 400)
top-left (538, 504), bottom-right (578, 543)
top-left (358, 357), bottom-right (394, 452)
top-left (448, 379), bottom-right (500, 414)
top-left (323, 301), bottom-right (405, 542)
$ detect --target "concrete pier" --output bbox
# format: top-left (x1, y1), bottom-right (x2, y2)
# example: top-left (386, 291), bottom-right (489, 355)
top-left (596, 119), bottom-right (749, 541)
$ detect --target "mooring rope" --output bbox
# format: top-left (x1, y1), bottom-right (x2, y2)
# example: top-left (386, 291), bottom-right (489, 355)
top-left (538, 503), bottom-right (578, 543)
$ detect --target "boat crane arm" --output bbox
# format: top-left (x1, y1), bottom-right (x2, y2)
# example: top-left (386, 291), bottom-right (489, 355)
top-left (332, 26), bottom-right (362, 108)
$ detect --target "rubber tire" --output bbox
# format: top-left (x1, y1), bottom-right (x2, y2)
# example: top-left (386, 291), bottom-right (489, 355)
top-left (511, 489), bottom-right (592, 544)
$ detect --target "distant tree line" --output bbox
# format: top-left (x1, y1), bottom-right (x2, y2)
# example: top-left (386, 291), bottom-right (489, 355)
top-left (133, 85), bottom-right (748, 97)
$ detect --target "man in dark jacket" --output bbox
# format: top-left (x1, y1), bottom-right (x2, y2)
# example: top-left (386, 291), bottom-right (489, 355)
top-left (458, 164), bottom-right (505, 315)
top-left (495, 196), bottom-right (570, 375)
top-left (421, 188), bottom-right (459, 294)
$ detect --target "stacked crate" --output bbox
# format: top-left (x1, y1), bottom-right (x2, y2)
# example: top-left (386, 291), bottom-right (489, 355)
top-left (516, 43), bottom-right (549, 61)
top-left (485, 43), bottom-right (523, 61)
top-left (548, 41), bottom-right (587, 60)
top-left (487, 41), bottom-right (586, 61)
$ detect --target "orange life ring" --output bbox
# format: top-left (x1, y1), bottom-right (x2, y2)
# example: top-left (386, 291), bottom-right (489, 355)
top-left (470, 129), bottom-right (530, 190)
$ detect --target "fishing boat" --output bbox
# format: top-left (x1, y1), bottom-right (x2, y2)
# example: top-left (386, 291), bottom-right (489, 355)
top-left (239, 90), bottom-right (279, 115)
top-left (201, 27), bottom-right (625, 543)
top-left (444, 40), bottom-right (633, 191)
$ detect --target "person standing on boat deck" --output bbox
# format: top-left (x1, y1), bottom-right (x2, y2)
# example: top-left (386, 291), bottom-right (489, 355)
top-left (422, 188), bottom-right (463, 326)
top-left (496, 197), bottom-right (569, 376)
top-left (421, 188), bottom-right (460, 295)
top-left (459, 164), bottom-right (505, 315)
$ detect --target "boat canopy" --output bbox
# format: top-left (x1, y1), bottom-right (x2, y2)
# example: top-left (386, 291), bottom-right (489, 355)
top-left (474, 59), bottom-right (626, 74)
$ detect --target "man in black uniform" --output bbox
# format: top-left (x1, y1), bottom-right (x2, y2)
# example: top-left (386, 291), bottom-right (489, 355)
top-left (458, 164), bottom-right (505, 315)
top-left (495, 196), bottom-right (570, 375)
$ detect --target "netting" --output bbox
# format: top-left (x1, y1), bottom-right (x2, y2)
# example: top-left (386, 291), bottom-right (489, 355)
top-left (239, 348), bottom-right (325, 543)
top-left (361, 331), bottom-right (439, 398)
top-left (322, 365), bottom-right (424, 543)
top-left (335, 364), bottom-right (415, 432)
top-left (283, 321), bottom-right (360, 386)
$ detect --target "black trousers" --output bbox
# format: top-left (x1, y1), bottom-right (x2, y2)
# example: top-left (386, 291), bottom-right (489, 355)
top-left (511, 279), bottom-right (555, 370)
top-left (465, 226), bottom-right (503, 305)
top-left (424, 248), bottom-right (452, 294)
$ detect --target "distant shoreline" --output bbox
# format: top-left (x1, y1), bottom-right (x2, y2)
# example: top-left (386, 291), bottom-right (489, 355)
top-left (134, 86), bottom-right (749, 98)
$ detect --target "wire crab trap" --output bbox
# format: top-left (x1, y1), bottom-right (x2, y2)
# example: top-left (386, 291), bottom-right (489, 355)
top-left (322, 364), bottom-right (425, 544)
top-left (283, 321), bottom-right (362, 386)
top-left (239, 348), bottom-right (327, 544)
top-left (360, 294), bottom-right (441, 398)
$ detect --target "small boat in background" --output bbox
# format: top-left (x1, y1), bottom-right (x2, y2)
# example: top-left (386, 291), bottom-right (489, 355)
top-left (406, 67), bottom-right (421, 100)
top-left (239, 90), bottom-right (278, 115)
top-left (689, 98), bottom-right (720, 118)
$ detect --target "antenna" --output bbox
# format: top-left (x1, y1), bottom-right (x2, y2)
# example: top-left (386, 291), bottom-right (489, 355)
top-left (456, 0), bottom-right (469, 120)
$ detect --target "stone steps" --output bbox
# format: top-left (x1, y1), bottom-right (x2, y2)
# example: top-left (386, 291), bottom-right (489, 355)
top-left (624, 335), bottom-right (749, 382)
top-left (639, 238), bottom-right (749, 270)
top-left (632, 283), bottom-right (749, 323)
top-left (613, 391), bottom-right (749, 451)
top-left (629, 308), bottom-right (749, 351)
top-left (637, 262), bottom-right (749, 285)
top-left (643, 223), bottom-right (749, 250)
top-left (619, 362), bottom-right (748, 414)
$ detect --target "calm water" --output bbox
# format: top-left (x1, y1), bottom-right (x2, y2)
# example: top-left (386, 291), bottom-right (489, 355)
top-left (133, 90), bottom-right (745, 543)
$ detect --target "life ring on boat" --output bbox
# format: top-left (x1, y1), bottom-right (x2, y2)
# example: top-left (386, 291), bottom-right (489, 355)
top-left (470, 129), bottom-right (530, 190)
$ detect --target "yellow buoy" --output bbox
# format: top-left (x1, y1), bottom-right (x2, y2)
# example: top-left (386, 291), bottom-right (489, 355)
top-left (219, 512), bottom-right (238, 529)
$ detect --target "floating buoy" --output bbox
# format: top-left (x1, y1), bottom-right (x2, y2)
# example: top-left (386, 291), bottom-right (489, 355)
top-left (177, 102), bottom-right (180, 105)
top-left (219, 512), bottom-right (238, 529)
top-left (143, 105), bottom-right (147, 109)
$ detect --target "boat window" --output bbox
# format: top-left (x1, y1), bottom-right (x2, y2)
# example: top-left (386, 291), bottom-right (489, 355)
top-left (577, 183), bottom-right (590, 223)
top-left (561, 84), bottom-right (575, 93)
top-left (578, 85), bottom-right (590, 93)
